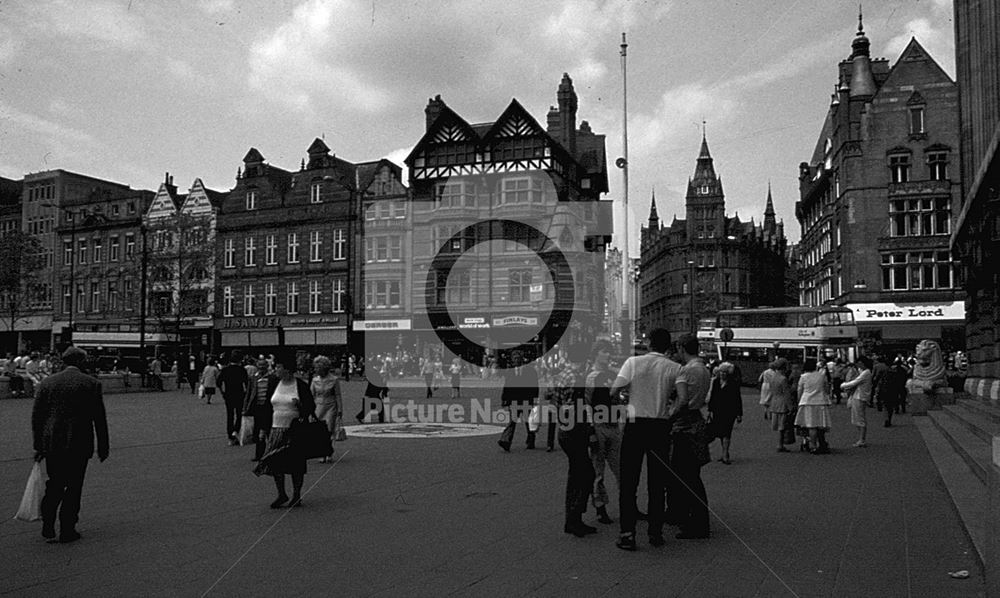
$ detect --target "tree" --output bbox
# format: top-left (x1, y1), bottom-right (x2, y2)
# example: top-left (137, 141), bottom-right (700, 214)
top-left (0, 231), bottom-right (45, 350)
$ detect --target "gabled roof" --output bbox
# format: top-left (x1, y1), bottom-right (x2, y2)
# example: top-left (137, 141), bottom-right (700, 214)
top-left (307, 138), bottom-right (330, 155)
top-left (183, 178), bottom-right (225, 210)
top-left (243, 147), bottom-right (265, 164)
top-left (878, 37), bottom-right (955, 91)
top-left (406, 100), bottom-right (479, 164)
top-left (482, 99), bottom-right (549, 142)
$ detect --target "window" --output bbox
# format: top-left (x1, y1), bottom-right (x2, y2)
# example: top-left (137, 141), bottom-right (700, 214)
top-left (364, 203), bottom-right (378, 221)
top-left (127, 202), bottom-right (136, 215)
top-left (61, 284), bottom-right (71, 313)
top-left (265, 235), bottom-right (277, 265)
top-left (224, 238), bottom-right (235, 268)
top-left (391, 202), bottom-right (406, 219)
top-left (108, 281), bottom-right (119, 311)
top-left (244, 284), bottom-right (255, 316)
top-left (125, 233), bottom-right (135, 259)
top-left (909, 106), bottom-right (925, 135)
top-left (435, 182), bottom-right (472, 208)
top-left (123, 279), bottom-right (133, 310)
top-left (509, 269), bottom-right (532, 302)
top-left (889, 198), bottom-right (950, 236)
top-left (310, 182), bottom-right (321, 203)
top-left (881, 251), bottom-right (955, 290)
top-left (77, 239), bottom-right (87, 265)
top-left (264, 283), bottom-right (276, 315)
top-left (928, 151), bottom-right (949, 181)
top-left (90, 238), bottom-right (101, 263)
top-left (246, 190), bottom-right (257, 210)
top-left (500, 177), bottom-right (543, 204)
top-left (364, 280), bottom-right (401, 308)
top-left (75, 283), bottom-right (85, 314)
top-left (244, 237), bottom-right (256, 266)
top-left (333, 229), bottom-right (346, 260)
top-left (287, 282), bottom-right (300, 314)
top-left (91, 282), bottom-right (100, 312)
top-left (448, 269), bottom-right (471, 304)
top-left (889, 154), bottom-right (911, 183)
top-left (332, 279), bottom-right (345, 312)
top-left (389, 236), bottom-right (402, 261)
top-left (111, 204), bottom-right (120, 216)
top-left (309, 231), bottom-right (322, 262)
top-left (223, 286), bottom-right (233, 317)
top-left (110, 236), bottom-right (120, 261)
top-left (63, 240), bottom-right (72, 265)
top-left (287, 233), bottom-right (299, 263)
top-left (309, 280), bottom-right (321, 313)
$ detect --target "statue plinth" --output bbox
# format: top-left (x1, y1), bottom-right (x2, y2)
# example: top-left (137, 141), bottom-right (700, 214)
top-left (906, 339), bottom-right (950, 416)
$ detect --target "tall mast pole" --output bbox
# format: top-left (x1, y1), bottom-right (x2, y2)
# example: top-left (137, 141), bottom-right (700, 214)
top-left (619, 32), bottom-right (633, 354)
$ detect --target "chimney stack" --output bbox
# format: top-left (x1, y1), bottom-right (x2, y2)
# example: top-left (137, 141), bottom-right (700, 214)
top-left (425, 95), bottom-right (444, 130)
top-left (557, 73), bottom-right (577, 155)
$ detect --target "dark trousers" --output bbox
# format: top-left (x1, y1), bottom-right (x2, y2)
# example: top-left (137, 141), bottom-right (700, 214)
top-left (424, 373), bottom-right (434, 397)
top-left (188, 372), bottom-right (198, 394)
top-left (41, 453), bottom-right (90, 531)
top-left (356, 397), bottom-right (385, 423)
top-left (225, 397), bottom-right (243, 438)
top-left (499, 402), bottom-right (535, 446)
top-left (252, 419), bottom-right (269, 460)
top-left (558, 423), bottom-right (595, 516)
top-left (619, 418), bottom-right (671, 536)
top-left (668, 435), bottom-right (709, 534)
top-left (547, 419), bottom-right (557, 449)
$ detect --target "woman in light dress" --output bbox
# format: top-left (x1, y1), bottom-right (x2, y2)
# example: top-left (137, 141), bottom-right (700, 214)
top-left (311, 355), bottom-right (343, 463)
top-left (794, 358), bottom-right (832, 454)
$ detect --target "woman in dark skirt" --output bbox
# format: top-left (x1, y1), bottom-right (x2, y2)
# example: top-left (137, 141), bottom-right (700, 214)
top-left (707, 362), bottom-right (743, 464)
top-left (254, 351), bottom-right (315, 508)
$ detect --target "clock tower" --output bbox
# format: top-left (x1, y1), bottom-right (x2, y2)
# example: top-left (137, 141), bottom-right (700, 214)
top-left (685, 131), bottom-right (726, 241)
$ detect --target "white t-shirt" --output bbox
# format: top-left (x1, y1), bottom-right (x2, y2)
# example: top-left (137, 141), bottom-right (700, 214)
top-left (616, 352), bottom-right (681, 419)
top-left (271, 380), bottom-right (300, 429)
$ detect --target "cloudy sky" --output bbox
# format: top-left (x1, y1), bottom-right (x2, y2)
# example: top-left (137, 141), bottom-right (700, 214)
top-left (0, 0), bottom-right (955, 252)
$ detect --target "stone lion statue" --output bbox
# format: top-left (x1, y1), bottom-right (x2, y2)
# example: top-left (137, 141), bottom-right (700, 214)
top-left (906, 339), bottom-right (948, 395)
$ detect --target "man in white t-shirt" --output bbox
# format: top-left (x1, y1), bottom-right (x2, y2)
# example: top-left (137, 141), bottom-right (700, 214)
top-left (610, 328), bottom-right (681, 551)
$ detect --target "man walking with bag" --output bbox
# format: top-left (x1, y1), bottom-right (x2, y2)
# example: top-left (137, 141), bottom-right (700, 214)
top-left (31, 346), bottom-right (109, 543)
top-left (668, 334), bottom-right (712, 539)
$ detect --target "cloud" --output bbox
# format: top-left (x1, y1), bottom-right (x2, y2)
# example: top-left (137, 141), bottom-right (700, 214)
top-left (30, 0), bottom-right (146, 48)
top-left (0, 101), bottom-right (98, 147)
top-left (199, 0), bottom-right (235, 14)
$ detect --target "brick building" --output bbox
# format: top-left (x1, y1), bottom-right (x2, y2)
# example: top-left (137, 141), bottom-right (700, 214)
top-left (797, 16), bottom-right (964, 357)
top-left (403, 74), bottom-right (612, 364)
top-left (640, 135), bottom-right (787, 340)
top-left (951, 0), bottom-right (1000, 400)
top-left (214, 141), bottom-right (368, 356)
top-left (143, 174), bottom-right (223, 357)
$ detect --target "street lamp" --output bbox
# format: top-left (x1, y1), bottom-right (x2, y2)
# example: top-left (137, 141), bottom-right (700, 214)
top-left (41, 202), bottom-right (75, 345)
top-left (687, 258), bottom-right (696, 335)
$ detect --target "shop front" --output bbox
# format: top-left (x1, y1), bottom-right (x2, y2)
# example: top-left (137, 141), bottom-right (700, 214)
top-left (218, 315), bottom-right (348, 357)
top-left (846, 301), bottom-right (966, 357)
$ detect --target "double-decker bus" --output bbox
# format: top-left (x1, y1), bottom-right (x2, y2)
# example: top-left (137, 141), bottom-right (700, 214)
top-left (706, 306), bottom-right (859, 384)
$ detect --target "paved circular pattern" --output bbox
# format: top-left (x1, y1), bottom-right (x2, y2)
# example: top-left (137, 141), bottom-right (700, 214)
top-left (342, 422), bottom-right (505, 438)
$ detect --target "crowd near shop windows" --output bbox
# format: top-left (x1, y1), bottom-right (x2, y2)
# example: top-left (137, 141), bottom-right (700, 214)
top-left (246, 191), bottom-right (257, 211)
top-left (889, 154), bottom-right (911, 183)
top-left (224, 239), bottom-right (235, 268)
top-left (265, 235), bottom-right (276, 265)
top-left (500, 177), bottom-right (544, 204)
top-left (286, 282), bottom-right (299, 315)
top-left (889, 198), bottom-right (950, 236)
top-left (223, 286), bottom-right (233, 317)
top-left (365, 280), bottom-right (402, 309)
top-left (332, 279), bottom-right (345, 312)
top-left (509, 269), bottom-right (532, 302)
top-left (333, 229), bottom-right (347, 260)
top-left (264, 283), bottom-right (276, 315)
top-left (881, 251), bottom-right (955, 291)
top-left (245, 237), bottom-right (257, 266)
top-left (287, 233), bottom-right (300, 264)
top-left (309, 231), bottom-right (322, 262)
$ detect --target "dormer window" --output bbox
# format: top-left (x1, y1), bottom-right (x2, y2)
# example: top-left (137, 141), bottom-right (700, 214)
top-left (310, 182), bottom-right (322, 204)
top-left (909, 106), bottom-right (925, 135)
top-left (246, 190), bottom-right (257, 210)
top-left (888, 154), bottom-right (911, 183)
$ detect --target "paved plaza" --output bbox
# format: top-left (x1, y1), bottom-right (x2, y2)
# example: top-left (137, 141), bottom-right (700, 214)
top-left (0, 382), bottom-right (987, 597)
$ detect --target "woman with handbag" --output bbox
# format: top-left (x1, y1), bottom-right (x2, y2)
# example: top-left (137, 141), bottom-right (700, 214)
top-left (764, 359), bottom-right (795, 452)
top-left (254, 351), bottom-right (316, 508)
top-left (706, 362), bottom-right (742, 464)
top-left (311, 355), bottom-right (342, 464)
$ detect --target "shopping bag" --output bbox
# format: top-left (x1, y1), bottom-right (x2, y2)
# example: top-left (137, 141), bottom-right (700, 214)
top-left (238, 416), bottom-right (255, 446)
top-left (197, 384), bottom-right (205, 399)
top-left (14, 461), bottom-right (45, 522)
top-left (333, 414), bottom-right (347, 441)
top-left (291, 419), bottom-right (332, 460)
top-left (527, 405), bottom-right (541, 433)
top-left (335, 426), bottom-right (348, 441)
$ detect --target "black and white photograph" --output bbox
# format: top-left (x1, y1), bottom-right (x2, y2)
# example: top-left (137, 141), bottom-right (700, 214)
top-left (1, 0), bottom-right (999, 595)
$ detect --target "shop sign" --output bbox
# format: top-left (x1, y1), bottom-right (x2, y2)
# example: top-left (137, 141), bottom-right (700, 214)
top-left (288, 315), bottom-right (342, 326)
top-left (848, 302), bottom-right (965, 323)
top-left (460, 317), bottom-right (490, 329)
top-left (492, 316), bottom-right (538, 327)
top-left (222, 317), bottom-right (282, 329)
top-left (353, 319), bottom-right (412, 331)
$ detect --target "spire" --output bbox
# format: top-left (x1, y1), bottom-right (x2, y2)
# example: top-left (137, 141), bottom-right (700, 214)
top-left (647, 189), bottom-right (660, 229)
top-left (765, 182), bottom-right (775, 216)
top-left (692, 128), bottom-right (717, 182)
top-left (849, 4), bottom-right (877, 99)
top-left (763, 182), bottom-right (777, 236)
top-left (698, 121), bottom-right (710, 159)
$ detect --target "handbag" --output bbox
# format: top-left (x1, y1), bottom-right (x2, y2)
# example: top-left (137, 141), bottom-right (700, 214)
top-left (333, 414), bottom-right (347, 441)
top-left (527, 405), bottom-right (541, 432)
top-left (238, 415), bottom-right (255, 446)
top-left (291, 418), bottom-right (332, 460)
top-left (14, 461), bottom-right (45, 522)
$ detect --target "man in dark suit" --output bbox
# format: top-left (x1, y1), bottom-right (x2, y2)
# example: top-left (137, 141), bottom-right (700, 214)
top-left (31, 346), bottom-right (109, 543)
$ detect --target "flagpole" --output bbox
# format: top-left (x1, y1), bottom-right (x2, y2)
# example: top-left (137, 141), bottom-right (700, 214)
top-left (618, 32), bottom-right (633, 354)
